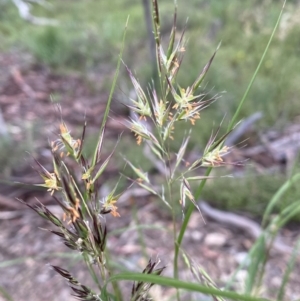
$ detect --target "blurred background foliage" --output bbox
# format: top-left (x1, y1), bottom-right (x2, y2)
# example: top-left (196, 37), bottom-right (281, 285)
top-left (1, 0), bottom-right (300, 218)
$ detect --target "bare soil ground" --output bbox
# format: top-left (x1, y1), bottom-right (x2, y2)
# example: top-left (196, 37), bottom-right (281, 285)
top-left (0, 52), bottom-right (300, 301)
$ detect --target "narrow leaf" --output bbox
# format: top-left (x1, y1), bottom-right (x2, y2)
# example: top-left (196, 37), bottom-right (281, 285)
top-left (92, 17), bottom-right (128, 167)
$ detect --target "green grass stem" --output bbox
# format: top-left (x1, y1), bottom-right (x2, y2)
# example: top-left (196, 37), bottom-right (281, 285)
top-left (227, 0), bottom-right (286, 132)
top-left (92, 17), bottom-right (129, 168)
top-left (173, 1), bottom-right (286, 284)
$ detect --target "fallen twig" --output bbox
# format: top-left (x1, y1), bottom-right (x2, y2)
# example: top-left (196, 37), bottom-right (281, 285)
top-left (11, 0), bottom-right (58, 26)
top-left (225, 111), bottom-right (263, 147)
top-left (117, 186), bottom-right (296, 255)
top-left (198, 200), bottom-right (295, 255)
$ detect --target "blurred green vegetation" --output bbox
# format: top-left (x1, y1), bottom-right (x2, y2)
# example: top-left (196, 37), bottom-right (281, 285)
top-left (1, 0), bottom-right (300, 217)
top-left (201, 167), bottom-right (300, 220)
top-left (2, 0), bottom-right (299, 131)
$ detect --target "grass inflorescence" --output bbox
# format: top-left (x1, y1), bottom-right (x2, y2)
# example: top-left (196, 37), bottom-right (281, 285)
top-left (13, 1), bottom-right (300, 301)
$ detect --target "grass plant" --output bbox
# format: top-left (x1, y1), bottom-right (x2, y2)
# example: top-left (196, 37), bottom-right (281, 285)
top-left (9, 0), bottom-right (300, 300)
top-left (2, 0), bottom-right (300, 202)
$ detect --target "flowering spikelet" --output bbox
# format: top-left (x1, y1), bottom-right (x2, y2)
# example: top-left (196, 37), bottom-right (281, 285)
top-left (202, 145), bottom-right (230, 167)
top-left (33, 158), bottom-right (61, 195)
top-left (52, 266), bottom-right (102, 301)
top-left (51, 121), bottom-right (85, 160)
top-left (130, 118), bottom-right (151, 145)
top-left (152, 88), bottom-right (168, 126)
top-left (101, 198), bottom-right (120, 217)
top-left (43, 172), bottom-right (60, 195)
top-left (100, 183), bottom-right (125, 217)
top-left (125, 65), bottom-right (152, 120)
top-left (60, 175), bottom-right (82, 224)
top-left (131, 258), bottom-right (165, 301)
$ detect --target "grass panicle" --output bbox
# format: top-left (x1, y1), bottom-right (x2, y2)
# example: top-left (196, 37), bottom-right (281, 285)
top-left (13, 1), bottom-right (297, 301)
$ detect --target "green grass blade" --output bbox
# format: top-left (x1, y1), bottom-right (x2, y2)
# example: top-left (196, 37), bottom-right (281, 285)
top-left (0, 287), bottom-right (13, 301)
top-left (276, 201), bottom-right (300, 229)
top-left (92, 17), bottom-right (129, 167)
top-left (174, 0), bottom-right (286, 284)
top-left (107, 273), bottom-right (270, 301)
top-left (262, 172), bottom-right (300, 228)
top-left (0, 252), bottom-right (81, 269)
top-left (245, 235), bottom-right (267, 295)
top-left (245, 198), bottom-right (300, 295)
top-left (276, 238), bottom-right (300, 301)
top-left (132, 203), bottom-right (148, 259)
top-left (224, 244), bottom-right (257, 290)
top-left (0, 257), bottom-right (28, 268)
top-left (108, 224), bottom-right (169, 236)
top-left (227, 0), bottom-right (286, 132)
